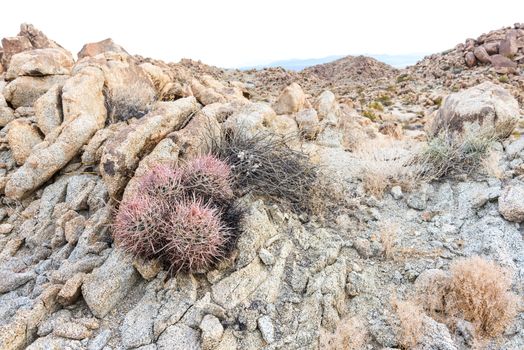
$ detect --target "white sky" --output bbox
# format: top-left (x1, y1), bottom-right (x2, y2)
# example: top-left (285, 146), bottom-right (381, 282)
top-left (2, 0), bottom-right (523, 68)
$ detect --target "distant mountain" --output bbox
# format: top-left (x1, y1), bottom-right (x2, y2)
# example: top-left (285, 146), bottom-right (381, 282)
top-left (240, 53), bottom-right (426, 71)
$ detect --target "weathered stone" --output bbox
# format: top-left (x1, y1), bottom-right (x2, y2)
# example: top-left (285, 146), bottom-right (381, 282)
top-left (78, 38), bottom-right (129, 59)
top-left (498, 183), bottom-right (524, 222)
top-left (257, 315), bottom-right (275, 344)
top-left (200, 314), bottom-right (224, 350)
top-left (489, 54), bottom-right (518, 74)
top-left (0, 269), bottom-right (36, 294)
top-left (57, 273), bottom-right (84, 306)
top-left (499, 30), bottom-right (518, 57)
top-left (3, 75), bottom-right (68, 108)
top-left (53, 321), bottom-right (92, 340)
top-left (483, 42), bottom-right (499, 55)
top-left (157, 324), bottom-right (201, 350)
top-left (296, 108), bottom-right (320, 139)
top-left (0, 223), bottom-right (14, 234)
top-left (34, 84), bottom-right (63, 135)
top-left (5, 67), bottom-right (106, 199)
top-left (273, 82), bottom-right (307, 115)
top-left (132, 257), bottom-right (162, 281)
top-left (82, 249), bottom-right (139, 317)
top-left (430, 82), bottom-right (519, 138)
top-left (7, 118), bottom-right (43, 165)
top-left (1, 36), bottom-right (32, 68)
top-left (224, 101), bottom-right (275, 136)
top-left (6, 48), bottom-right (73, 80)
top-left (315, 90), bottom-right (339, 125)
top-left (464, 51), bottom-right (477, 67)
top-left (87, 329), bottom-right (111, 350)
top-left (100, 97), bottom-right (199, 198)
top-left (268, 114), bottom-right (298, 135)
top-left (473, 46), bottom-right (491, 64)
top-left (18, 23), bottom-right (61, 50)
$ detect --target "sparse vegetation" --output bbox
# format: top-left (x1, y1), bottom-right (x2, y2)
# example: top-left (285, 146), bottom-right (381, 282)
top-left (319, 316), bottom-right (368, 350)
top-left (362, 109), bottom-right (379, 121)
top-left (104, 81), bottom-right (156, 123)
top-left (498, 74), bottom-right (509, 83)
top-left (368, 101), bottom-right (384, 111)
top-left (392, 298), bottom-right (425, 349)
top-left (396, 73), bottom-right (411, 83)
top-left (419, 256), bottom-right (519, 340)
top-left (207, 127), bottom-right (319, 213)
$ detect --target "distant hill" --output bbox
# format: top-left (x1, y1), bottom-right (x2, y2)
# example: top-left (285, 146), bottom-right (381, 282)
top-left (240, 53), bottom-right (426, 71)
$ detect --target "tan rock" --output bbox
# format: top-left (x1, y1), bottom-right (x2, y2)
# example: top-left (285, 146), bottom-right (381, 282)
top-left (132, 257), bottom-right (162, 281)
top-left (77, 38), bottom-right (128, 59)
top-left (0, 94), bottom-right (15, 127)
top-left (489, 54), bottom-right (518, 74)
top-left (273, 82), bottom-right (307, 115)
top-left (498, 183), bottom-right (524, 222)
top-left (3, 75), bottom-right (68, 108)
top-left (473, 46), bottom-right (491, 64)
top-left (139, 62), bottom-right (171, 94)
top-left (296, 108), bottom-right (320, 140)
top-left (1, 36), bottom-right (32, 68)
top-left (7, 119), bottom-right (43, 165)
top-left (5, 67), bottom-right (107, 199)
top-left (6, 48), bottom-right (73, 80)
top-left (34, 84), bottom-right (63, 135)
top-left (100, 97), bottom-right (199, 198)
top-left (268, 114), bottom-right (298, 135)
top-left (57, 273), bottom-right (85, 306)
top-left (430, 82), bottom-right (519, 139)
top-left (53, 322), bottom-right (91, 340)
top-left (464, 51), bottom-right (477, 67)
top-left (18, 23), bottom-right (61, 49)
top-left (191, 78), bottom-right (226, 105)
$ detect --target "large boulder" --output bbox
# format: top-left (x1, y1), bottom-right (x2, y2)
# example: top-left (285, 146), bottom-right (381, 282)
top-left (6, 48), bottom-right (74, 80)
top-left (3, 75), bottom-right (68, 108)
top-left (34, 84), bottom-right (64, 135)
top-left (6, 118), bottom-right (43, 165)
top-left (499, 30), bottom-right (518, 57)
top-left (273, 83), bottom-right (307, 115)
top-left (5, 67), bottom-right (107, 199)
top-left (498, 183), bottom-right (524, 222)
top-left (473, 46), bottom-right (491, 64)
top-left (18, 23), bottom-right (61, 49)
top-left (429, 82), bottom-right (519, 138)
top-left (1, 36), bottom-right (32, 68)
top-left (489, 54), bottom-right (518, 74)
top-left (77, 38), bottom-right (128, 59)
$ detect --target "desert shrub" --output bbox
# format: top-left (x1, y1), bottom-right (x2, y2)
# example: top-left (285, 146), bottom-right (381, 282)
top-left (445, 257), bottom-right (519, 338)
top-left (396, 73), bottom-right (411, 83)
top-left (412, 130), bottom-right (495, 181)
top-left (368, 101), bottom-right (384, 111)
top-left (418, 257), bottom-right (519, 340)
top-left (104, 81), bottom-right (155, 123)
top-left (207, 127), bottom-right (318, 213)
top-left (498, 74), bottom-right (509, 83)
top-left (377, 94), bottom-right (393, 106)
top-left (319, 316), bottom-right (368, 350)
top-left (392, 298), bottom-right (425, 349)
top-left (362, 109), bottom-right (378, 121)
top-left (354, 138), bottom-right (423, 197)
top-left (113, 154), bottom-right (240, 274)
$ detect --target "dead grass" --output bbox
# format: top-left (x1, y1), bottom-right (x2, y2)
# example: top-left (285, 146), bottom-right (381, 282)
top-left (446, 257), bottom-right (519, 338)
top-left (418, 256), bottom-right (519, 340)
top-left (353, 138), bottom-right (424, 198)
top-left (319, 316), bottom-right (368, 350)
top-left (391, 297), bottom-right (425, 349)
top-left (376, 220), bottom-right (399, 260)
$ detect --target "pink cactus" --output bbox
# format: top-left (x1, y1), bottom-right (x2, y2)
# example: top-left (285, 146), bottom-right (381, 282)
top-left (113, 195), bottom-right (167, 258)
top-left (162, 197), bottom-right (230, 273)
top-left (181, 155), bottom-right (234, 204)
top-left (139, 164), bottom-right (183, 199)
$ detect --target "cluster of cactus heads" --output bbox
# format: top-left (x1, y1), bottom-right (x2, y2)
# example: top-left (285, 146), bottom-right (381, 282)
top-left (113, 154), bottom-right (239, 274)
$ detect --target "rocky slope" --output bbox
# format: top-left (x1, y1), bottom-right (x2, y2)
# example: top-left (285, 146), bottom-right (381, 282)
top-left (0, 23), bottom-right (523, 350)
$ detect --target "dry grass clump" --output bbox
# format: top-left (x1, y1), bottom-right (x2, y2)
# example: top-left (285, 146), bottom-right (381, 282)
top-left (481, 149), bottom-right (504, 179)
top-left (208, 127), bottom-right (319, 213)
top-left (419, 256), bottom-right (519, 340)
top-left (391, 298), bottom-right (425, 349)
top-left (353, 138), bottom-right (423, 197)
top-left (446, 257), bottom-right (519, 338)
top-left (104, 80), bottom-right (156, 123)
top-left (319, 316), bottom-right (368, 350)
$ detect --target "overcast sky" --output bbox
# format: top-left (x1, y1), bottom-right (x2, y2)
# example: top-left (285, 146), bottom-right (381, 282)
top-left (2, 0), bottom-right (523, 68)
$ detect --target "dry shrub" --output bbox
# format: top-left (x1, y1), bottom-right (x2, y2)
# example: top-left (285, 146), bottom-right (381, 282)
top-left (376, 221), bottom-right (399, 260)
top-left (104, 80), bottom-right (156, 123)
top-left (413, 128), bottom-right (497, 181)
top-left (391, 298), bottom-right (425, 349)
top-left (353, 138), bottom-right (423, 197)
top-left (319, 316), bottom-right (368, 350)
top-left (208, 127), bottom-right (319, 213)
top-left (445, 256), bottom-right (519, 338)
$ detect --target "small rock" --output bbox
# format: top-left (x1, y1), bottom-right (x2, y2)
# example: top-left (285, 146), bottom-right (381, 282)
top-left (390, 186), bottom-right (403, 200)
top-left (353, 238), bottom-right (372, 258)
top-left (200, 314), bottom-right (224, 350)
top-left (57, 273), bottom-right (84, 306)
top-left (295, 108), bottom-right (320, 139)
top-left (0, 269), bottom-right (35, 294)
top-left (473, 46), bottom-right (491, 64)
top-left (87, 329), bottom-right (111, 350)
top-left (498, 183), bottom-right (524, 222)
top-left (257, 315), bottom-right (275, 344)
top-left (53, 321), bottom-right (92, 340)
top-left (132, 257), bottom-right (162, 281)
top-left (156, 324), bottom-right (200, 350)
top-left (464, 52), bottom-right (477, 67)
top-left (0, 223), bottom-right (14, 234)
top-left (258, 249), bottom-right (275, 266)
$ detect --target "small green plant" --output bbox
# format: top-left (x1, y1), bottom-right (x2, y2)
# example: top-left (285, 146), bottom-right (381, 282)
top-left (377, 94), bottom-right (393, 107)
top-left (498, 74), bottom-right (509, 83)
top-left (368, 101), bottom-right (384, 111)
top-left (396, 73), bottom-right (410, 83)
top-left (362, 109), bottom-right (378, 121)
